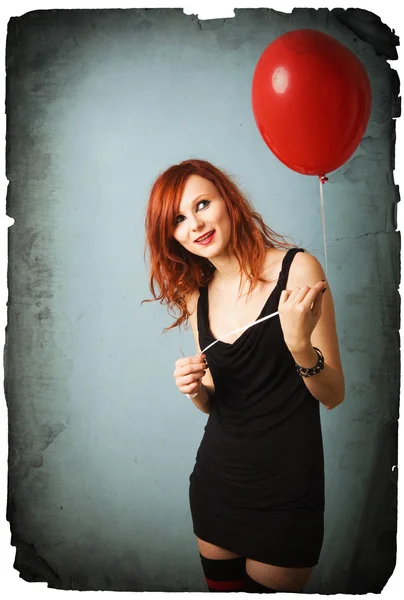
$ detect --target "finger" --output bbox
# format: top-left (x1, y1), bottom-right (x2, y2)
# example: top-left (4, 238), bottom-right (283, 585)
top-left (279, 288), bottom-right (294, 305)
top-left (198, 353), bottom-right (209, 366)
top-left (180, 382), bottom-right (202, 395)
top-left (297, 284), bottom-right (326, 310)
top-left (279, 287), bottom-right (304, 308)
top-left (176, 355), bottom-right (205, 369)
top-left (197, 353), bottom-right (209, 368)
top-left (196, 353), bottom-right (209, 369)
top-left (175, 361), bottom-right (206, 377)
top-left (178, 371), bottom-right (205, 386)
top-left (181, 360), bottom-right (206, 371)
top-left (287, 286), bottom-right (307, 303)
top-left (175, 357), bottom-right (191, 369)
top-left (174, 363), bottom-right (206, 378)
top-left (311, 298), bottom-right (323, 320)
top-left (312, 285), bottom-right (327, 317)
top-left (289, 286), bottom-right (312, 303)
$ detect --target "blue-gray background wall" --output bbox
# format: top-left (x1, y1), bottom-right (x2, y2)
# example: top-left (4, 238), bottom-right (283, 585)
top-left (5, 8), bottom-right (400, 593)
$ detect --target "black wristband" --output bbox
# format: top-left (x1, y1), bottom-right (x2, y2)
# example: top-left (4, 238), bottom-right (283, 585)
top-left (295, 347), bottom-right (325, 378)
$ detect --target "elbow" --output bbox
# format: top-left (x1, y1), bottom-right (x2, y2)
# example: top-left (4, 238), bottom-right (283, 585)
top-left (324, 380), bottom-right (345, 411)
top-left (324, 398), bottom-right (344, 411)
top-left (324, 390), bottom-right (345, 411)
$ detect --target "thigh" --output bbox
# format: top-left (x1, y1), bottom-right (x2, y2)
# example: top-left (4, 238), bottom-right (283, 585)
top-left (246, 558), bottom-right (313, 592)
top-left (196, 536), bottom-right (243, 560)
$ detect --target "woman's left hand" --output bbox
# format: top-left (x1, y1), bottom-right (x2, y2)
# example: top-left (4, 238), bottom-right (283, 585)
top-left (278, 280), bottom-right (327, 352)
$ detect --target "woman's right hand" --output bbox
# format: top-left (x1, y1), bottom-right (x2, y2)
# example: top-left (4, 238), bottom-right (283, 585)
top-left (174, 354), bottom-right (207, 396)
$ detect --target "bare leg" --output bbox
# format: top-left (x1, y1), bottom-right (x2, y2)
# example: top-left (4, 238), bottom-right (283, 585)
top-left (245, 558), bottom-right (314, 592)
top-left (197, 537), bottom-right (243, 560)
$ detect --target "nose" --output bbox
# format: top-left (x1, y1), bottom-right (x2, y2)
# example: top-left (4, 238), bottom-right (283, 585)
top-left (188, 213), bottom-right (204, 231)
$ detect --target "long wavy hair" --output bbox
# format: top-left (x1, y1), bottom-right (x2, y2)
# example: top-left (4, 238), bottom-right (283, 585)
top-left (144, 159), bottom-right (296, 331)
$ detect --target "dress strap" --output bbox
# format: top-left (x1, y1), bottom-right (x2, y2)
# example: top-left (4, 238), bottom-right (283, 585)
top-left (278, 248), bottom-right (305, 291)
top-left (196, 285), bottom-right (208, 336)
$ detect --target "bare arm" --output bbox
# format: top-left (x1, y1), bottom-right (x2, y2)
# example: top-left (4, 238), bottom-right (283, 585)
top-left (186, 291), bottom-right (216, 415)
top-left (283, 251), bottom-right (345, 410)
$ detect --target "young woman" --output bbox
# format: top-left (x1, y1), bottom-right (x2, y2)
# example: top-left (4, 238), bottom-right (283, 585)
top-left (145, 159), bottom-right (345, 593)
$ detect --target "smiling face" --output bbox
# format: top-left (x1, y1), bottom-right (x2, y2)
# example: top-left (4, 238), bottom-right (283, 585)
top-left (173, 175), bottom-right (232, 258)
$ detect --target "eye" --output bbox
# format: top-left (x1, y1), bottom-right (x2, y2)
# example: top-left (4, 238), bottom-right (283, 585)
top-left (174, 200), bottom-right (210, 226)
top-left (197, 200), bottom-right (210, 211)
top-left (174, 214), bottom-right (185, 226)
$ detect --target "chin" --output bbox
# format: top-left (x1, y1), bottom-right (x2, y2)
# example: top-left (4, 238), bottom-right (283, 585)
top-left (189, 247), bottom-right (215, 259)
top-left (201, 246), bottom-right (227, 260)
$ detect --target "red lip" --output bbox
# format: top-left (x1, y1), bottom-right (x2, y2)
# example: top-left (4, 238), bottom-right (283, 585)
top-left (195, 230), bottom-right (215, 244)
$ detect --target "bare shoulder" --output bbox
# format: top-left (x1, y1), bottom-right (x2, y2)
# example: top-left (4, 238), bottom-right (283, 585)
top-left (262, 247), bottom-right (289, 276)
top-left (288, 249), bottom-right (326, 287)
top-left (265, 247), bottom-right (288, 263)
top-left (185, 288), bottom-right (205, 357)
top-left (185, 289), bottom-right (200, 321)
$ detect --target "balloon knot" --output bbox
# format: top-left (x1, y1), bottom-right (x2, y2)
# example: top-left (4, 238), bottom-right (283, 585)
top-left (319, 175), bottom-right (328, 184)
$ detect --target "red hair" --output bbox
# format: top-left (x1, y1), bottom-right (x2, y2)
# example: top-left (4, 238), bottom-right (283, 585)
top-left (144, 159), bottom-right (295, 331)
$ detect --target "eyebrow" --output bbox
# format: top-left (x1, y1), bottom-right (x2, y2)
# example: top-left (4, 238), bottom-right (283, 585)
top-left (193, 193), bottom-right (210, 203)
top-left (177, 194), bottom-right (210, 214)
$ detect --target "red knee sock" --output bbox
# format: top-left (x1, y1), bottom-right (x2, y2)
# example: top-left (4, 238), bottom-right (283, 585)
top-left (199, 554), bottom-right (246, 592)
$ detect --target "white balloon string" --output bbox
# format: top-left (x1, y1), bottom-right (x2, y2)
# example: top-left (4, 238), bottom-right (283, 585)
top-left (199, 178), bottom-right (328, 357)
top-left (200, 310), bottom-right (279, 355)
top-left (319, 179), bottom-right (328, 279)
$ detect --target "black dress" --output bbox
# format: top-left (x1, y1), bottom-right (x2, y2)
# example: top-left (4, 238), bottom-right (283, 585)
top-left (189, 248), bottom-right (325, 568)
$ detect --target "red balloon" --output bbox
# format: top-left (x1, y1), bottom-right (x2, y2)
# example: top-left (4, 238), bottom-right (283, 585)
top-left (251, 29), bottom-right (372, 178)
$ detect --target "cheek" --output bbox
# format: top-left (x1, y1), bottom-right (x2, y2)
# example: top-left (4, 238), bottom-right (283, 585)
top-left (173, 225), bottom-right (188, 246)
top-left (218, 211), bottom-right (231, 236)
